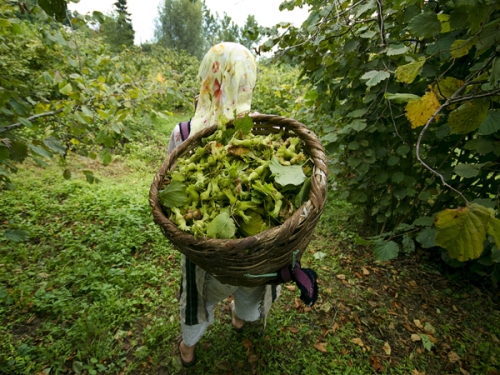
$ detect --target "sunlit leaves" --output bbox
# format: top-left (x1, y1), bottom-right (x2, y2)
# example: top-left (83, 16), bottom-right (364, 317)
top-left (448, 100), bottom-right (489, 134)
top-left (43, 138), bottom-right (65, 154)
top-left (405, 91), bottom-right (441, 128)
top-left (386, 44), bottom-right (409, 56)
top-left (395, 58), bottom-right (426, 84)
top-left (407, 12), bottom-right (441, 38)
top-left (384, 93), bottom-right (420, 103)
top-left (432, 77), bottom-right (463, 99)
top-left (434, 204), bottom-right (500, 262)
top-left (361, 70), bottom-right (391, 87)
top-left (450, 39), bottom-right (474, 58)
top-left (454, 163), bottom-right (481, 178)
top-left (478, 110), bottom-right (500, 135)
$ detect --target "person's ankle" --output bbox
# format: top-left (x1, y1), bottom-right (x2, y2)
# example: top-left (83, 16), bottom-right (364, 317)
top-left (180, 340), bottom-right (195, 362)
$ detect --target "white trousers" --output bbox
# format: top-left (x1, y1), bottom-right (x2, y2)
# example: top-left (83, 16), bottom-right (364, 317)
top-left (179, 255), bottom-right (281, 346)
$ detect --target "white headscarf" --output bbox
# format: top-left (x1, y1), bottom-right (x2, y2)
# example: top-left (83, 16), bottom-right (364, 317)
top-left (189, 42), bottom-right (257, 137)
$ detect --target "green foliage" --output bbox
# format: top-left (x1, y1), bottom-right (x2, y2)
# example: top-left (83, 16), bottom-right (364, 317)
top-left (0, 162), bottom-right (177, 374)
top-left (0, 2), bottom-right (199, 187)
top-left (155, 0), bottom-right (204, 57)
top-left (100, 0), bottom-right (135, 51)
top-left (261, 0), bottom-right (500, 282)
top-left (252, 61), bottom-right (306, 116)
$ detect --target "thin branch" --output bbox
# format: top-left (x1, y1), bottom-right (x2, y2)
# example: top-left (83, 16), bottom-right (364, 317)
top-left (449, 88), bottom-right (500, 104)
top-left (387, 100), bottom-right (407, 145)
top-left (415, 87), bottom-right (471, 204)
top-left (375, 0), bottom-right (387, 47)
top-left (0, 109), bottom-right (64, 134)
top-left (65, 10), bottom-right (83, 72)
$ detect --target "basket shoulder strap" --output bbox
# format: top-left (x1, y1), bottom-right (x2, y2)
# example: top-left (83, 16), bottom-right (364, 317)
top-left (179, 120), bottom-right (191, 141)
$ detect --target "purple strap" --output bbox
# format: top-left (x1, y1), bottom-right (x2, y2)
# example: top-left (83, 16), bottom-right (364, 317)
top-left (179, 121), bottom-right (191, 141)
top-left (278, 261), bottom-right (318, 306)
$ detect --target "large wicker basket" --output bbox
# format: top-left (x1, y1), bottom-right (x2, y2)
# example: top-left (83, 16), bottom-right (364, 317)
top-left (149, 114), bottom-right (328, 287)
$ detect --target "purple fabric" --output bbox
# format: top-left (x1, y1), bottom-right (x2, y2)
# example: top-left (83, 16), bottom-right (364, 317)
top-left (278, 261), bottom-right (318, 306)
top-left (179, 121), bottom-right (191, 141)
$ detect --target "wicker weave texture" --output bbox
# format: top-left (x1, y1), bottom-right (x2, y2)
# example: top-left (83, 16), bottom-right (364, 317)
top-left (149, 114), bottom-right (328, 287)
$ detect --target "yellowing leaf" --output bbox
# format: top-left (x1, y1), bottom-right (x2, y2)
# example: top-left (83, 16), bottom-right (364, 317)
top-left (487, 216), bottom-right (500, 249)
top-left (448, 100), bottom-right (489, 134)
top-left (450, 39), bottom-right (474, 58)
top-left (383, 341), bottom-right (391, 355)
top-left (405, 91), bottom-right (441, 128)
top-left (395, 57), bottom-right (426, 84)
top-left (438, 14), bottom-right (451, 33)
top-left (156, 73), bottom-right (165, 83)
top-left (351, 338), bottom-right (364, 347)
top-left (434, 203), bottom-right (495, 261)
top-left (432, 77), bottom-right (464, 99)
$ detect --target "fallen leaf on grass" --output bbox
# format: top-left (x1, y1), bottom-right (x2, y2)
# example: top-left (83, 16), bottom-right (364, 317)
top-left (411, 370), bottom-right (426, 375)
top-left (39, 273), bottom-right (49, 278)
top-left (332, 322), bottom-right (339, 332)
top-left (288, 327), bottom-right (299, 333)
top-left (460, 368), bottom-right (470, 375)
top-left (424, 322), bottom-right (436, 334)
top-left (413, 319), bottom-right (423, 329)
top-left (404, 322), bottom-right (416, 332)
top-left (242, 338), bottom-right (252, 349)
top-left (383, 341), bottom-right (391, 355)
top-left (314, 342), bottom-right (327, 353)
top-left (492, 334), bottom-right (500, 343)
top-left (320, 301), bottom-right (332, 313)
top-left (351, 338), bottom-right (364, 347)
top-left (411, 334), bottom-right (421, 342)
top-left (448, 351), bottom-right (461, 363)
top-left (370, 356), bottom-right (384, 372)
top-left (294, 297), bottom-right (302, 309)
top-left (336, 274), bottom-right (346, 280)
top-left (362, 267), bottom-right (370, 275)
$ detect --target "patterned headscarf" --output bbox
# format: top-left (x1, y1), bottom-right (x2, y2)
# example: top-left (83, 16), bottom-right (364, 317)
top-left (189, 42), bottom-right (257, 137)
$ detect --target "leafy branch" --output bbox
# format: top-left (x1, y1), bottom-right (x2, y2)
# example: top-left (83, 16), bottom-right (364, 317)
top-left (415, 54), bottom-right (499, 206)
top-left (0, 109), bottom-right (64, 134)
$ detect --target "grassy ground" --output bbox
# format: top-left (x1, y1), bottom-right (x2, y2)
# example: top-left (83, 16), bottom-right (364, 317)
top-left (1, 114), bottom-right (500, 375)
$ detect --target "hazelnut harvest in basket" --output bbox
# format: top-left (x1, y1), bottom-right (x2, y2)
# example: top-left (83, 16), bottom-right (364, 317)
top-left (150, 113), bottom-right (327, 286)
top-left (158, 114), bottom-right (313, 239)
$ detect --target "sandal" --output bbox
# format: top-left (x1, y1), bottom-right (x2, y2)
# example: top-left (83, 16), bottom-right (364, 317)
top-left (230, 301), bottom-right (245, 332)
top-left (178, 339), bottom-right (196, 368)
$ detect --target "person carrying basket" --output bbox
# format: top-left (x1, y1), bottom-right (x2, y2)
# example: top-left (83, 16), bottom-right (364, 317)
top-left (167, 42), bottom-right (282, 368)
